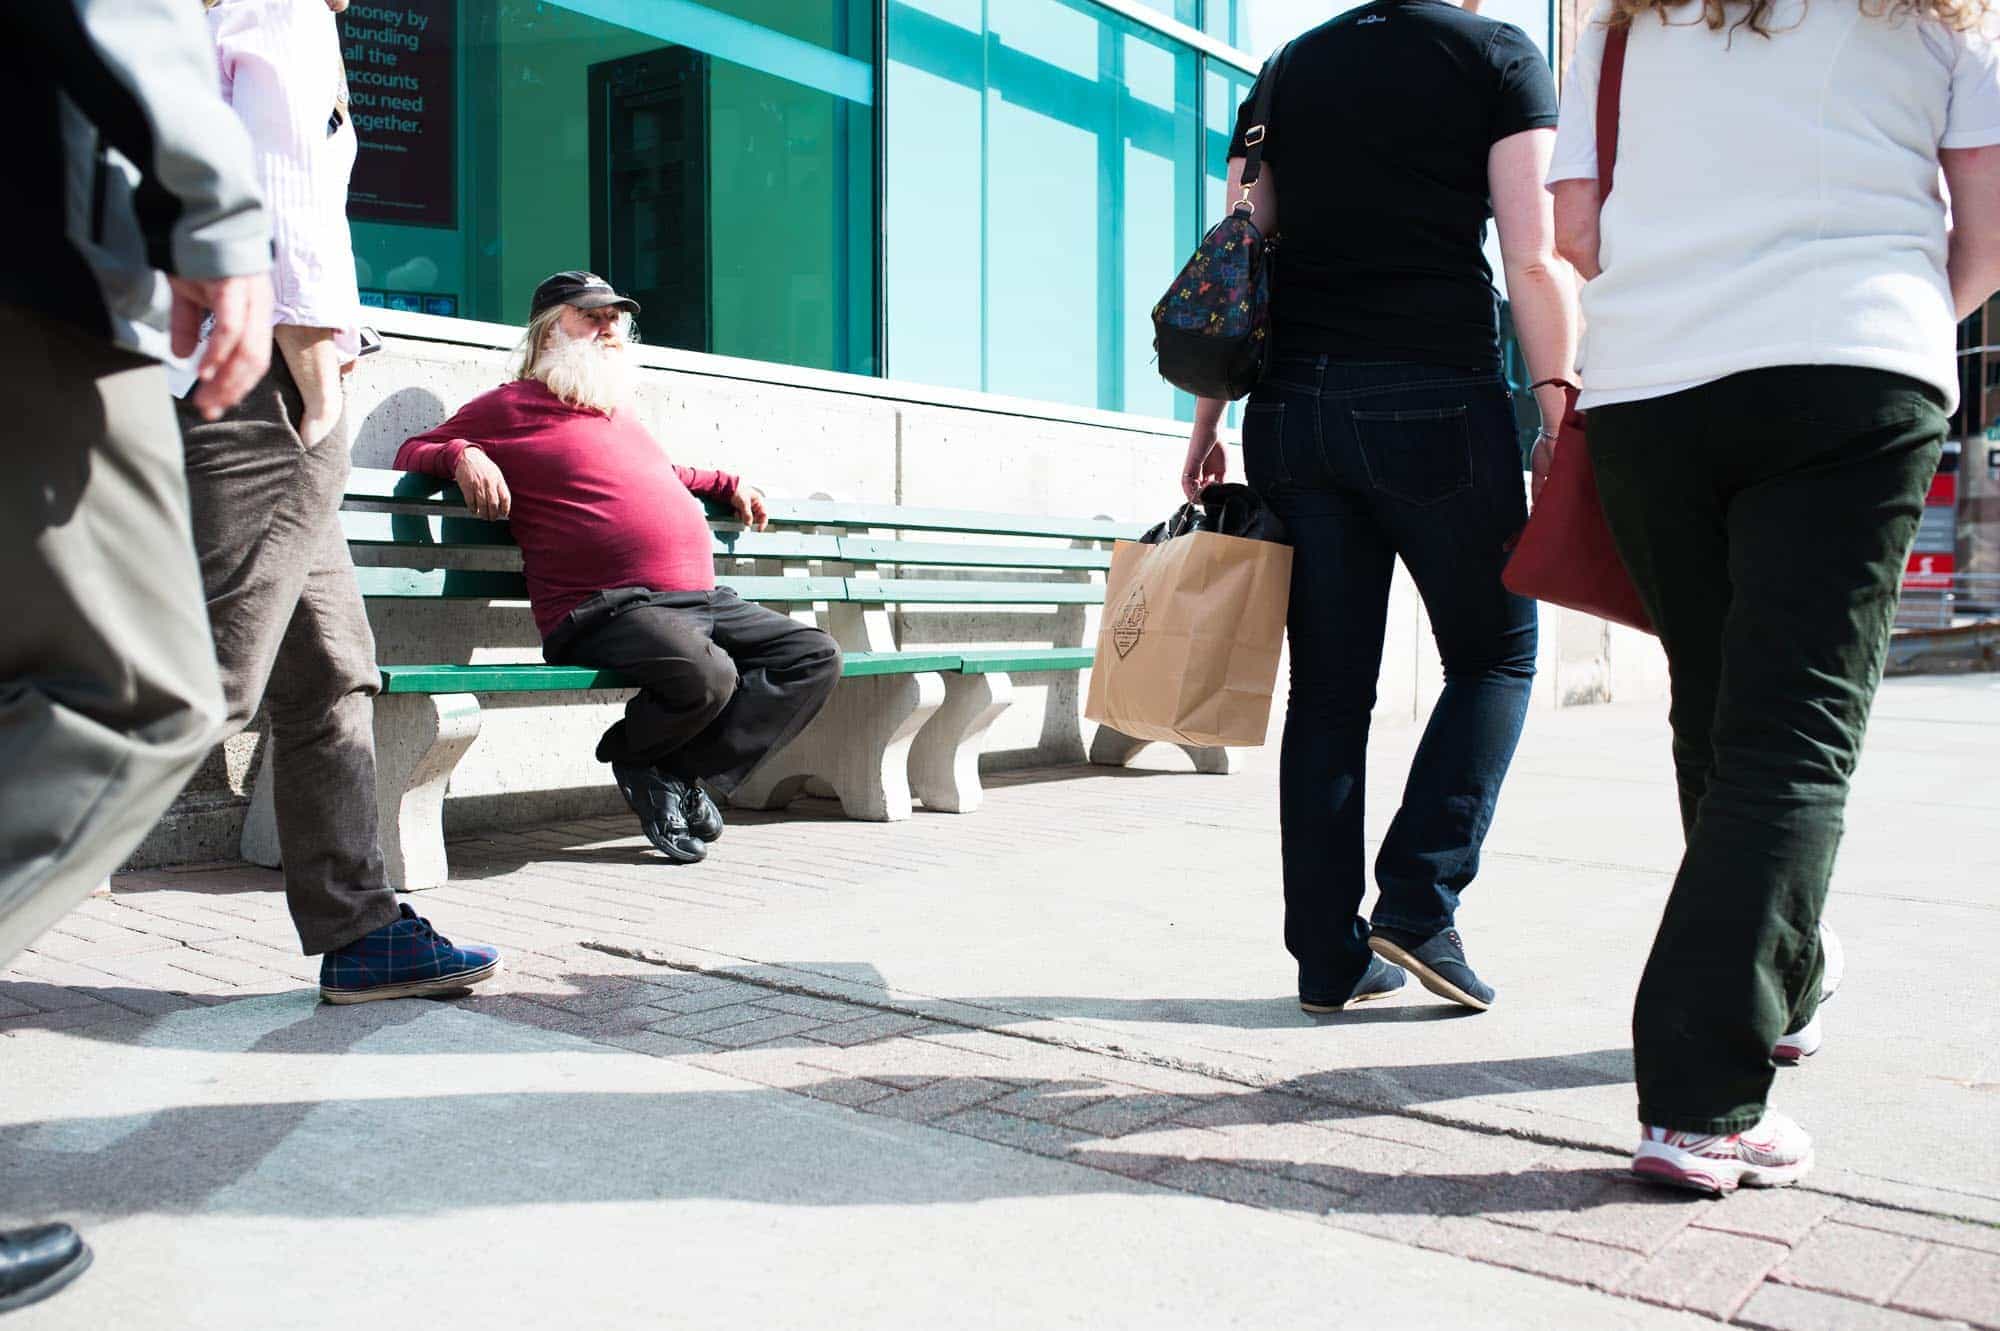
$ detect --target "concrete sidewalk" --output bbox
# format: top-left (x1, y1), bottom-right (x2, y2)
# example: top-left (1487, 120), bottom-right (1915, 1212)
top-left (0, 995), bottom-right (1712, 1331)
top-left (3, 675), bottom-right (1996, 1328)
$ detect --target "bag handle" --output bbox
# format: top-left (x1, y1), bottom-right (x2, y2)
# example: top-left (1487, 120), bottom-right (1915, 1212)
top-left (1596, 23), bottom-right (1629, 202)
top-left (1234, 40), bottom-right (1295, 214)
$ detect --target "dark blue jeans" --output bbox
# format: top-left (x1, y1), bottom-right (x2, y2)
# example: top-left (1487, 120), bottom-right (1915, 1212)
top-left (1242, 356), bottom-right (1539, 999)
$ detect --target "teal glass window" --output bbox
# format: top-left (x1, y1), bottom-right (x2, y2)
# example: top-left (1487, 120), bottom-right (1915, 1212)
top-left (343, 0), bottom-right (876, 375)
top-left (1132, 0), bottom-right (1201, 26)
top-left (1202, 0), bottom-right (1249, 49)
top-left (885, 0), bottom-right (1201, 418)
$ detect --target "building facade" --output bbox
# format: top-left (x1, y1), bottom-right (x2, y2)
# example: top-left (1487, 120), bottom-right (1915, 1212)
top-left (338, 0), bottom-right (1559, 423)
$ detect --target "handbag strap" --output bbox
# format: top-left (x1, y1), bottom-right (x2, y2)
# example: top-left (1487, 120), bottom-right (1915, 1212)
top-left (1234, 40), bottom-right (1295, 211)
top-left (1596, 23), bottom-right (1630, 201)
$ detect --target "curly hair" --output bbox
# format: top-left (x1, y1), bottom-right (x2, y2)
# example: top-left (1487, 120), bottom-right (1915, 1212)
top-left (1604, 0), bottom-right (1991, 35)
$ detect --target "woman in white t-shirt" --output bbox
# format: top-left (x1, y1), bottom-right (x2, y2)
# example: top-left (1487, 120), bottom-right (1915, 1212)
top-left (1549, 0), bottom-right (2000, 1196)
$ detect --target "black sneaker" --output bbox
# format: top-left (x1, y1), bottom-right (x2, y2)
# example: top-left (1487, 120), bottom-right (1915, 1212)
top-left (679, 777), bottom-right (724, 843)
top-left (1369, 925), bottom-right (1494, 1011)
top-left (1300, 955), bottom-right (1407, 1014)
top-left (611, 762), bottom-right (706, 864)
top-left (0, 1224), bottom-right (91, 1313)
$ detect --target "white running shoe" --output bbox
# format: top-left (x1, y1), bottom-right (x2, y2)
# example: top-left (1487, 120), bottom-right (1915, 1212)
top-left (1773, 1010), bottom-right (1823, 1062)
top-left (1818, 920), bottom-right (1844, 1003)
top-left (1632, 1112), bottom-right (1814, 1196)
top-left (1773, 922), bottom-right (1843, 1061)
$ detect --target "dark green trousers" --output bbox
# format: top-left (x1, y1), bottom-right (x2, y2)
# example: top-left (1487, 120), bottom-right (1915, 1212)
top-left (1589, 366), bottom-right (1944, 1134)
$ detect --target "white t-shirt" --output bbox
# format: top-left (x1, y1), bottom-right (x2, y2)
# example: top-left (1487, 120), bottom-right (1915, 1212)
top-left (1548, 0), bottom-right (2000, 412)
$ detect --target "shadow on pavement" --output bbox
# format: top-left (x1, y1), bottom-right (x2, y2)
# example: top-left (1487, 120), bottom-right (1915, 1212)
top-left (0, 1066), bottom-right (1662, 1227)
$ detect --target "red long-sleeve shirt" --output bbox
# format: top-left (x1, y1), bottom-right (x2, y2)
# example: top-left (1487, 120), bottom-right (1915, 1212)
top-left (394, 379), bottom-right (740, 639)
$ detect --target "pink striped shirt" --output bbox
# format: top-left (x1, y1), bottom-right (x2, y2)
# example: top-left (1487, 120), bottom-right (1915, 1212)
top-left (207, 0), bottom-right (361, 357)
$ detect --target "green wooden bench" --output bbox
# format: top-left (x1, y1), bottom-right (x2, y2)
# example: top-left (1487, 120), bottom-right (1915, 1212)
top-left (240, 467), bottom-right (1235, 889)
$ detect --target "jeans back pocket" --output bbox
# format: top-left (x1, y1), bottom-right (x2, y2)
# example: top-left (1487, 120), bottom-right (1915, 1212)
top-left (1349, 405), bottom-right (1473, 507)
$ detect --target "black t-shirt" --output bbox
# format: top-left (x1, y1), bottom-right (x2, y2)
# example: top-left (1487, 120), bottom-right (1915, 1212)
top-left (1228, 0), bottom-right (1558, 370)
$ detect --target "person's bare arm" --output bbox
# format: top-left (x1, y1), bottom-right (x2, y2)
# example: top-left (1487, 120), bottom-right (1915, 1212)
top-left (1943, 145), bottom-right (2000, 318)
top-left (273, 325), bottom-right (345, 446)
top-left (1181, 157), bottom-right (1276, 499)
top-left (1182, 396), bottom-right (1228, 501)
top-left (1551, 179), bottom-right (1601, 282)
top-left (1492, 128), bottom-right (1578, 498)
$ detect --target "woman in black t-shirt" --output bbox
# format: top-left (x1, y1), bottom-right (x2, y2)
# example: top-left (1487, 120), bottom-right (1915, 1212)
top-left (1183, 1), bottom-right (1577, 1014)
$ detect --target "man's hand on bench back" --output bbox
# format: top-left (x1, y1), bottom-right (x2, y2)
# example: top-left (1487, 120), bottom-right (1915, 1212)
top-left (732, 483), bottom-right (769, 531)
top-left (455, 447), bottom-right (512, 521)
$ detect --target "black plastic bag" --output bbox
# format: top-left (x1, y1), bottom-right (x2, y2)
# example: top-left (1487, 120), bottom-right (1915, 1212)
top-left (1140, 482), bottom-right (1289, 546)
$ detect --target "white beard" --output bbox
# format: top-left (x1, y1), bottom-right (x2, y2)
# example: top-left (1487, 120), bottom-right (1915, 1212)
top-left (536, 327), bottom-right (632, 414)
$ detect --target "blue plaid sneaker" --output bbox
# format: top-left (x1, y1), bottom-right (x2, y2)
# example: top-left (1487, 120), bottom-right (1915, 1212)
top-left (319, 905), bottom-right (501, 1004)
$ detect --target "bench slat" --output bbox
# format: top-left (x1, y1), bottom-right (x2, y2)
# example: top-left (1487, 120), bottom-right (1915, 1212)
top-left (343, 510), bottom-right (515, 549)
top-left (347, 467), bottom-right (461, 507)
top-left (955, 646), bottom-right (1097, 674)
top-left (381, 664), bottom-right (613, 693)
top-left (834, 538), bottom-right (1111, 572)
top-left (764, 500), bottom-right (1143, 543)
top-left (842, 579), bottom-right (1104, 605)
top-left (355, 568), bottom-right (528, 599)
top-left (840, 651), bottom-right (963, 677)
top-left (356, 568), bottom-right (845, 602)
top-left (713, 530), bottom-right (843, 560)
top-left (378, 650), bottom-right (962, 694)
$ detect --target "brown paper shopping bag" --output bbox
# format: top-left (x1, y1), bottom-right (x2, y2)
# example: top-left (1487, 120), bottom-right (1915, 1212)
top-left (1084, 526), bottom-right (1292, 748)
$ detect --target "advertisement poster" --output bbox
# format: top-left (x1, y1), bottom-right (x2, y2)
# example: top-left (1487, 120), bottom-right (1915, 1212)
top-left (340, 0), bottom-right (456, 228)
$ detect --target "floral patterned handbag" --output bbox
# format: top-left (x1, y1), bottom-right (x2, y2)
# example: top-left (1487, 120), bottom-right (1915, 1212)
top-left (1150, 42), bottom-right (1292, 401)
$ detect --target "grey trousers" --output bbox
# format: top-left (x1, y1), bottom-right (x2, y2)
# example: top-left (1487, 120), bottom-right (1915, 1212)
top-left (175, 357), bottom-right (401, 955)
top-left (0, 306), bottom-right (227, 970)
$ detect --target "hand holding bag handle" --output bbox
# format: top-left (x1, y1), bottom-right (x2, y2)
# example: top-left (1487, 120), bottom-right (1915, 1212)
top-left (1500, 21), bottom-right (1654, 635)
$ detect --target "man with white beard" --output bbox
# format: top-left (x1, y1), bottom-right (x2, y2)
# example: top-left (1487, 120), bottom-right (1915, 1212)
top-left (395, 272), bottom-right (841, 864)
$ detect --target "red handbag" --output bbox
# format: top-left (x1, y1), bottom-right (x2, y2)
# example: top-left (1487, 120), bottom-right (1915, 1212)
top-left (1501, 24), bottom-right (1655, 635)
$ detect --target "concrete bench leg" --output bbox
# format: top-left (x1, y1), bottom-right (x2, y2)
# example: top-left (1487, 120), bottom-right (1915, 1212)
top-left (910, 672), bottom-right (1014, 814)
top-left (730, 672), bottom-right (945, 822)
top-left (243, 692), bottom-right (482, 892)
top-left (374, 692), bottom-right (482, 891)
top-left (1088, 725), bottom-right (1239, 776)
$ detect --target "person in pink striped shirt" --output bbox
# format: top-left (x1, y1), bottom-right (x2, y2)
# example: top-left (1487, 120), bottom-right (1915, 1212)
top-left (176, 0), bottom-right (502, 1003)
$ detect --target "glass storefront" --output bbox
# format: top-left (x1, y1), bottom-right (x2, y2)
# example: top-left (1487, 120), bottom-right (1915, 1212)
top-left (883, 0), bottom-right (1202, 418)
top-left (344, 0), bottom-right (875, 374)
top-left (341, 0), bottom-right (1556, 418)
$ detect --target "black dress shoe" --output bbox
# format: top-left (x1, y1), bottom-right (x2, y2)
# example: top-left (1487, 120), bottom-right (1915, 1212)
top-left (1369, 925), bottom-right (1494, 1011)
top-left (0, 1223), bottom-right (92, 1313)
top-left (678, 778), bottom-right (724, 843)
top-left (611, 762), bottom-right (706, 864)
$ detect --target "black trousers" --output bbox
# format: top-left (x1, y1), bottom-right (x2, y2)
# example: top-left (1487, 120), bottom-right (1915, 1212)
top-left (543, 587), bottom-right (841, 795)
top-left (1590, 366), bottom-right (1944, 1133)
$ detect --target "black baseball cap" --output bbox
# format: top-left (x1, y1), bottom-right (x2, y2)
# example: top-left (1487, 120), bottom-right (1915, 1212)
top-left (529, 270), bottom-right (641, 319)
